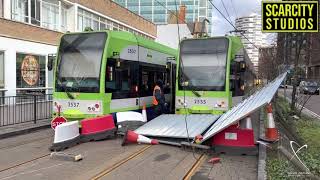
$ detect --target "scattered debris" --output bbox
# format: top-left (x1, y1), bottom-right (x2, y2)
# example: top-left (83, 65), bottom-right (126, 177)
top-left (194, 135), bottom-right (203, 144)
top-left (50, 152), bottom-right (83, 162)
top-left (181, 141), bottom-right (211, 154)
top-left (208, 157), bottom-right (220, 164)
top-left (256, 140), bottom-right (272, 149)
top-left (292, 115), bottom-right (300, 120)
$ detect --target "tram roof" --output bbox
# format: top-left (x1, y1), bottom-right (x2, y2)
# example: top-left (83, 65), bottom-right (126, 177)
top-left (106, 30), bottom-right (178, 57)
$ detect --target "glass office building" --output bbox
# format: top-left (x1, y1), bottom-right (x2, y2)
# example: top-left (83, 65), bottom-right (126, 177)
top-left (113, 0), bottom-right (212, 35)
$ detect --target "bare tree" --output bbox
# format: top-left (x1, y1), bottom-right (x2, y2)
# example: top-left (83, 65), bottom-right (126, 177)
top-left (290, 33), bottom-right (307, 112)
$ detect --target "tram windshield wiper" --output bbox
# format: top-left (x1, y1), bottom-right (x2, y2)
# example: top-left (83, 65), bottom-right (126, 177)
top-left (192, 90), bottom-right (201, 97)
top-left (57, 80), bottom-right (75, 99)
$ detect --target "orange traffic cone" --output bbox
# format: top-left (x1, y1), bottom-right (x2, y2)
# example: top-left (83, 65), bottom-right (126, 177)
top-left (142, 103), bottom-right (147, 122)
top-left (265, 103), bottom-right (278, 142)
top-left (122, 130), bottom-right (158, 146)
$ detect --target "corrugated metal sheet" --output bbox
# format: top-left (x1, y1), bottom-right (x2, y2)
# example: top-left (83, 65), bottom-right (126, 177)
top-left (135, 114), bottom-right (219, 139)
top-left (201, 73), bottom-right (287, 143)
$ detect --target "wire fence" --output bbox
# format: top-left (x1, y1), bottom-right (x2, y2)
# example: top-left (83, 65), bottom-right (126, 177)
top-left (0, 94), bottom-right (52, 127)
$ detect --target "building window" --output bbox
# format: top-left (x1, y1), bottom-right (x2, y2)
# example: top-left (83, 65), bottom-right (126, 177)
top-left (11, 0), bottom-right (67, 32)
top-left (11, 0), bottom-right (29, 23)
top-left (42, 0), bottom-right (59, 30)
top-left (30, 0), bottom-right (40, 25)
top-left (16, 53), bottom-right (46, 89)
top-left (61, 4), bottom-right (68, 31)
top-left (0, 52), bottom-right (4, 88)
top-left (78, 8), bottom-right (100, 31)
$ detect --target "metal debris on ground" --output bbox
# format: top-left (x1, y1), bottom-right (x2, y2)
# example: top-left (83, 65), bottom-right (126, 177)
top-left (135, 114), bottom-right (220, 139)
top-left (201, 73), bottom-right (287, 143)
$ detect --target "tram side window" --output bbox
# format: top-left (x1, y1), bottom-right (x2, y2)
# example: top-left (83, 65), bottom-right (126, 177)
top-left (139, 64), bottom-right (169, 97)
top-left (140, 68), bottom-right (155, 97)
top-left (106, 59), bottom-right (138, 99)
top-left (156, 71), bottom-right (171, 94)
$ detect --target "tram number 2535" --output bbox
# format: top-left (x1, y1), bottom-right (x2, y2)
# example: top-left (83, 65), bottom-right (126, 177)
top-left (194, 99), bottom-right (207, 104)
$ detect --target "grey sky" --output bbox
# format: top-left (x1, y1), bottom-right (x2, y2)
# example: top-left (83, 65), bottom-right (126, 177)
top-left (211, 0), bottom-right (261, 35)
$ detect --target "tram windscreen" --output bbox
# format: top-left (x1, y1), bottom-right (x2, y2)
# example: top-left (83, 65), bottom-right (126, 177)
top-left (56, 32), bottom-right (106, 93)
top-left (179, 38), bottom-right (228, 91)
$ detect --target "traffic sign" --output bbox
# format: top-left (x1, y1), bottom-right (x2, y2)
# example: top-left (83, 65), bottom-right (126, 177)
top-left (51, 116), bottom-right (67, 130)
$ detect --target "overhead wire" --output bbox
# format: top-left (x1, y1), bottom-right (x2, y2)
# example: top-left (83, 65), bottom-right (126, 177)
top-left (208, 0), bottom-right (260, 50)
top-left (220, 0), bottom-right (233, 24)
top-left (169, 0), bottom-right (197, 159)
top-left (154, 0), bottom-right (193, 37)
top-left (230, 0), bottom-right (238, 20)
top-left (154, 0), bottom-right (187, 24)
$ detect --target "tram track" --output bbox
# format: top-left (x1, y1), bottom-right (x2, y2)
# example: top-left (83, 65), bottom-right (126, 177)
top-left (0, 153), bottom-right (50, 173)
top-left (90, 144), bottom-right (206, 180)
top-left (91, 145), bottom-right (152, 180)
top-left (182, 154), bottom-right (206, 180)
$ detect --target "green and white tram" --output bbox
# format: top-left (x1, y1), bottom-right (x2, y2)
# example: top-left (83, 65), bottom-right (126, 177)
top-left (176, 36), bottom-right (256, 115)
top-left (52, 31), bottom-right (177, 122)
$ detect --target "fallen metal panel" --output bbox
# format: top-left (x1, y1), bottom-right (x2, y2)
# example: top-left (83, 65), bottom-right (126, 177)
top-left (135, 114), bottom-right (220, 139)
top-left (201, 73), bottom-right (287, 143)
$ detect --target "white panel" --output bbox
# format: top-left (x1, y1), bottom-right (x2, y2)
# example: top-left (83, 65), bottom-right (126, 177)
top-left (110, 98), bottom-right (139, 111)
top-left (116, 111), bottom-right (144, 123)
top-left (53, 99), bottom-right (103, 115)
top-left (120, 45), bottom-right (139, 61)
top-left (135, 114), bottom-right (219, 139)
top-left (201, 73), bottom-right (287, 143)
top-left (175, 96), bottom-right (229, 111)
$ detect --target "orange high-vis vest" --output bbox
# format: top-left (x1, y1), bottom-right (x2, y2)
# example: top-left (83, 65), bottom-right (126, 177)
top-left (152, 85), bottom-right (161, 105)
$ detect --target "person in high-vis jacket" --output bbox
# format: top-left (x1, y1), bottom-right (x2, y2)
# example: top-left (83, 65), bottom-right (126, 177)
top-left (153, 79), bottom-right (166, 116)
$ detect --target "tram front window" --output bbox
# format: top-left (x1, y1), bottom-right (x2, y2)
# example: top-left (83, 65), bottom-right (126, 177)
top-left (56, 32), bottom-right (107, 93)
top-left (179, 38), bottom-right (228, 91)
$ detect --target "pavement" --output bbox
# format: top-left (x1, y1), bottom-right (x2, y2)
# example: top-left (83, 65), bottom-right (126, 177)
top-left (192, 155), bottom-right (257, 180)
top-left (0, 119), bottom-right (51, 139)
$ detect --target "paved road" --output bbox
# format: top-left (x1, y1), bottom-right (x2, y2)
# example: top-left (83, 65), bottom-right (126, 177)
top-left (279, 88), bottom-right (320, 116)
top-left (0, 128), bottom-right (259, 180)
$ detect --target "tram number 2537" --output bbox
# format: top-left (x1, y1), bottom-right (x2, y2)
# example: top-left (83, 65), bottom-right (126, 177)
top-left (68, 102), bottom-right (79, 108)
top-left (194, 99), bottom-right (207, 104)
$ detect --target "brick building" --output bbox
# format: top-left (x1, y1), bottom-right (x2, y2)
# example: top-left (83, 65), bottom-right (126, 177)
top-left (0, 0), bottom-right (156, 96)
